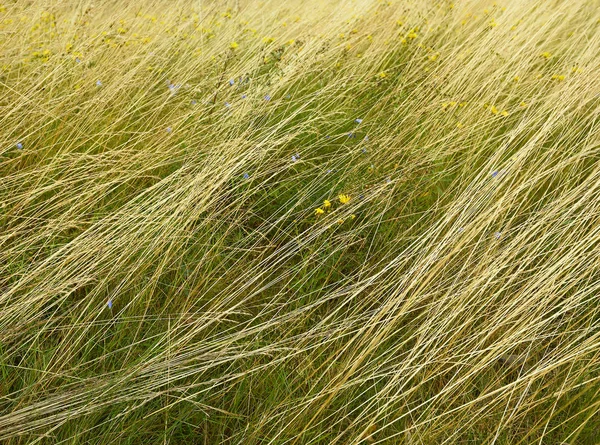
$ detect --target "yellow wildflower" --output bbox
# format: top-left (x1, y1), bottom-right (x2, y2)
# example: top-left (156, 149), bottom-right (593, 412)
top-left (456, 122), bottom-right (464, 128)
top-left (323, 200), bottom-right (331, 210)
top-left (520, 101), bottom-right (527, 107)
top-left (500, 110), bottom-right (509, 116)
top-left (262, 36), bottom-right (274, 44)
top-left (229, 41), bottom-right (238, 49)
top-left (378, 71), bottom-right (387, 79)
top-left (490, 105), bottom-right (499, 115)
top-left (315, 208), bottom-right (325, 216)
top-left (551, 74), bottom-right (565, 81)
top-left (540, 51), bottom-right (552, 59)
top-left (339, 194), bottom-right (350, 204)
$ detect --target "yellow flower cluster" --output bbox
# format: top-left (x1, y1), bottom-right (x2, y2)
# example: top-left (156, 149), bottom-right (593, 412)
top-left (314, 195), bottom-right (350, 217)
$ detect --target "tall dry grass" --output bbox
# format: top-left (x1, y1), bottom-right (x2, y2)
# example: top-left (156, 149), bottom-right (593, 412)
top-left (1, 0), bottom-right (600, 443)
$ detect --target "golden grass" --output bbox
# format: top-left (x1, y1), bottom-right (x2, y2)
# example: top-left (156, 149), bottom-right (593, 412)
top-left (1, 0), bottom-right (600, 443)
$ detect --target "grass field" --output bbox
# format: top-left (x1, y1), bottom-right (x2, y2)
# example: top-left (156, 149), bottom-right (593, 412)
top-left (1, 0), bottom-right (600, 443)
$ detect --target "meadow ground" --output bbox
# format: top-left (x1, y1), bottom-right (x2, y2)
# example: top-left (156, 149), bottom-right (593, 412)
top-left (1, 0), bottom-right (600, 443)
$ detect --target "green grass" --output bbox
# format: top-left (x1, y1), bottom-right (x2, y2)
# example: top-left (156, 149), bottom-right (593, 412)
top-left (1, 0), bottom-right (600, 443)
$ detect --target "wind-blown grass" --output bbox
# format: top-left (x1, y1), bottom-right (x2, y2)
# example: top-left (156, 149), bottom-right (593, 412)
top-left (1, 0), bottom-right (600, 443)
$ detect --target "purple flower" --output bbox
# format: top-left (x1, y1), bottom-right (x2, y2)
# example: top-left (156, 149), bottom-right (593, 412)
top-left (16, 142), bottom-right (23, 150)
top-left (241, 94), bottom-right (247, 99)
top-left (491, 170), bottom-right (498, 177)
top-left (264, 94), bottom-right (271, 101)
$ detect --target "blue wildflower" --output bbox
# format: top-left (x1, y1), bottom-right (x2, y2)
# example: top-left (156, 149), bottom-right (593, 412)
top-left (325, 135), bottom-right (330, 139)
top-left (225, 102), bottom-right (231, 108)
top-left (291, 155), bottom-right (298, 162)
top-left (107, 299), bottom-right (113, 309)
top-left (264, 94), bottom-right (271, 101)
top-left (494, 231), bottom-right (502, 239)
top-left (491, 170), bottom-right (498, 177)
top-left (241, 94), bottom-right (247, 99)
top-left (16, 142), bottom-right (23, 150)
top-left (96, 80), bottom-right (102, 87)
top-left (191, 99), bottom-right (197, 105)
top-left (75, 57), bottom-right (81, 63)
top-left (362, 147), bottom-right (367, 153)
top-left (285, 94), bottom-right (291, 99)
top-left (364, 135), bottom-right (369, 142)
top-left (243, 172), bottom-right (250, 179)
top-left (327, 169), bottom-right (333, 174)
top-left (166, 127), bottom-right (172, 133)
top-left (229, 79), bottom-right (235, 86)
top-left (386, 177), bottom-right (391, 184)
top-left (348, 132), bottom-right (355, 138)
top-left (355, 118), bottom-right (363, 124)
